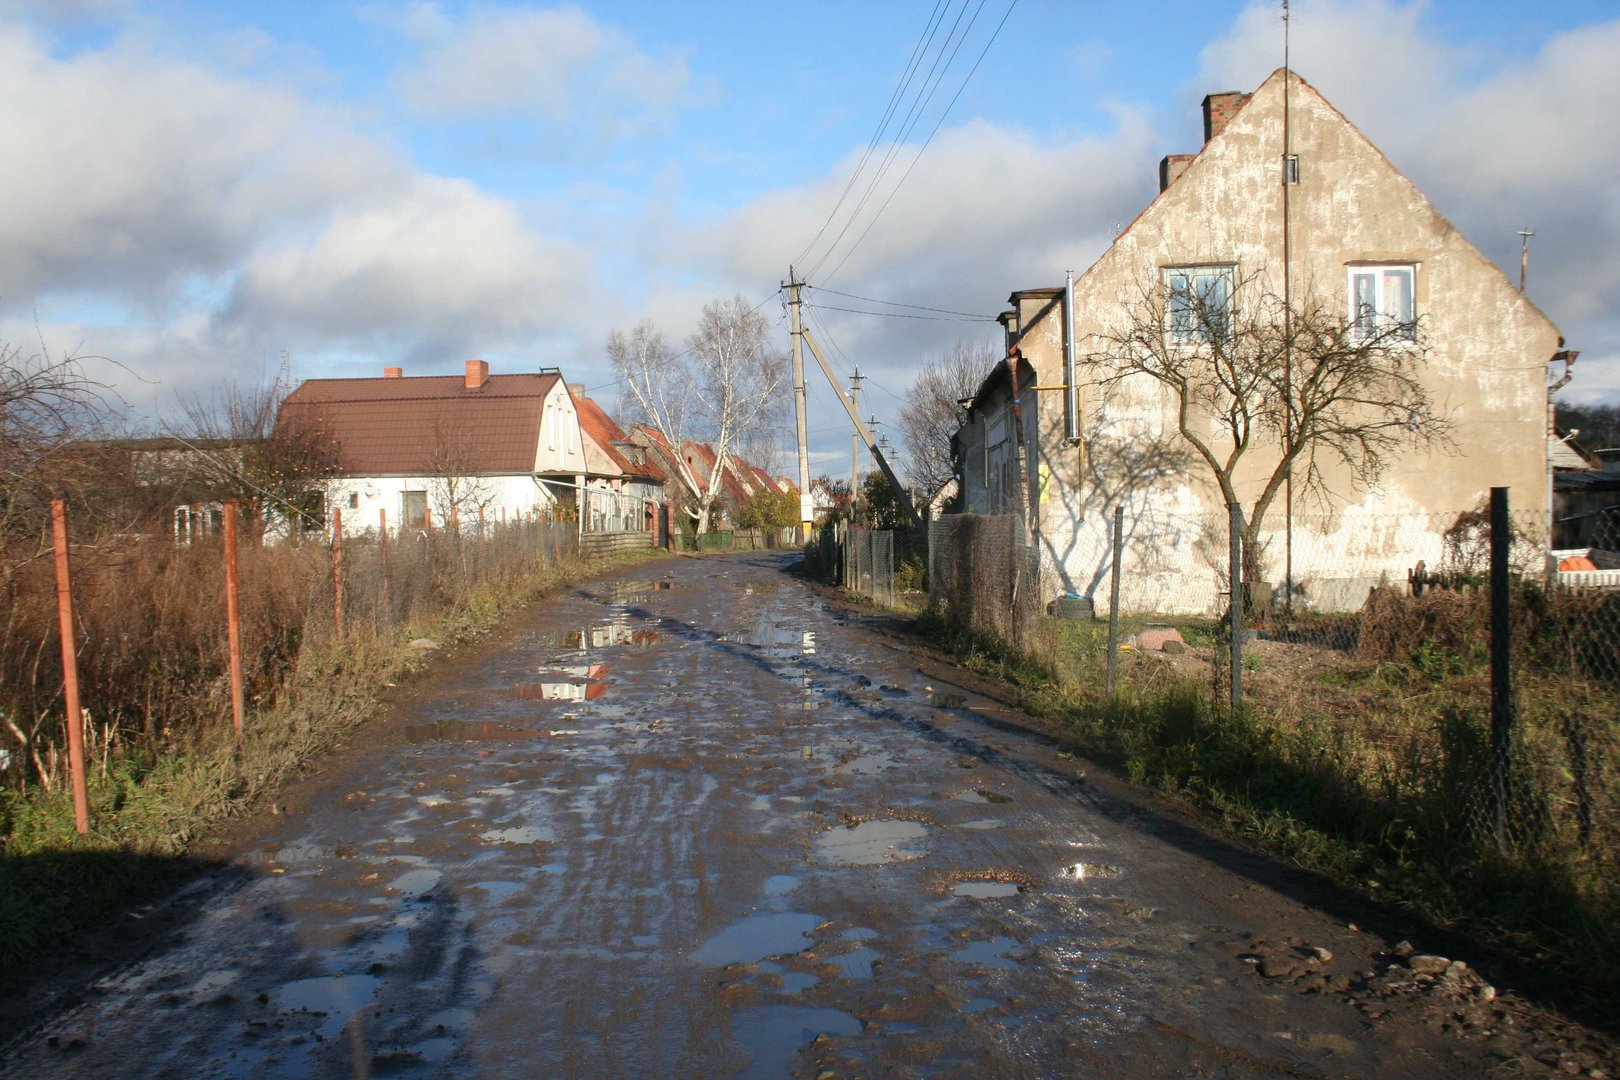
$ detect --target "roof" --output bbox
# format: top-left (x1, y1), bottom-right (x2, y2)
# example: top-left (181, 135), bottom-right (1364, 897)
top-left (571, 392), bottom-right (638, 476)
top-left (278, 372), bottom-right (558, 476)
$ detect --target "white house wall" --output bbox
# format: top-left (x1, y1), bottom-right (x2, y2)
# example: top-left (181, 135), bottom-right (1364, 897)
top-left (1001, 69), bottom-right (1560, 616)
top-left (324, 474), bottom-right (556, 535)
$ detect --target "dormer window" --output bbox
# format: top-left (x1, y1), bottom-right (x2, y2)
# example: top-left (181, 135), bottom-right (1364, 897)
top-left (1348, 264), bottom-right (1416, 341)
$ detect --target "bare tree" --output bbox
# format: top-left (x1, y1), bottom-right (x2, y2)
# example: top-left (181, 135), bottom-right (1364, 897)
top-left (1099, 269), bottom-right (1451, 593)
top-left (898, 339), bottom-right (999, 494)
top-left (1, 339), bottom-right (120, 537)
top-left (428, 420), bottom-right (499, 527)
top-left (612, 297), bottom-right (789, 535)
top-left (172, 375), bottom-right (342, 538)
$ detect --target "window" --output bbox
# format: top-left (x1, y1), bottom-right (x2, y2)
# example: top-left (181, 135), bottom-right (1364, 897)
top-left (347, 491), bottom-right (359, 510)
top-left (1165, 265), bottom-right (1234, 342)
top-left (402, 490), bottom-right (427, 529)
top-left (1348, 264), bottom-right (1416, 341)
top-left (1282, 154), bottom-right (1300, 185)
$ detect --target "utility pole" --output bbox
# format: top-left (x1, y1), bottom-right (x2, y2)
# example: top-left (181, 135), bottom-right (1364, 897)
top-left (785, 269), bottom-right (813, 540)
top-left (849, 367), bottom-right (863, 522)
top-left (1518, 229), bottom-right (1535, 294)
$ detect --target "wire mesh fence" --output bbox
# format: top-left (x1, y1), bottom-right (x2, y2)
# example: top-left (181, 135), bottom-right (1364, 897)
top-left (924, 494), bottom-right (1620, 972)
top-left (0, 508), bottom-right (602, 794)
top-left (808, 522), bottom-right (926, 606)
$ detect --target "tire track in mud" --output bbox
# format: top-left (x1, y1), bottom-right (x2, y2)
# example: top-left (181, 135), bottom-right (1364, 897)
top-left (2, 553), bottom-right (1578, 1078)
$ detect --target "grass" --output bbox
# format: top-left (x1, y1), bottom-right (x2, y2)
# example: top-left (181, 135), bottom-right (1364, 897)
top-left (0, 529), bottom-right (665, 977)
top-left (911, 596), bottom-right (1620, 998)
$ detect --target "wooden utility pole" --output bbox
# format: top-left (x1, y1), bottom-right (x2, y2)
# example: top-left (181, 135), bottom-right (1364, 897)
top-left (786, 269), bottom-right (813, 540)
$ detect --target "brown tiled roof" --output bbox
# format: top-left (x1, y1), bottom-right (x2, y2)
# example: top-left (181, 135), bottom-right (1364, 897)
top-left (572, 392), bottom-right (665, 482)
top-left (277, 373), bottom-right (557, 476)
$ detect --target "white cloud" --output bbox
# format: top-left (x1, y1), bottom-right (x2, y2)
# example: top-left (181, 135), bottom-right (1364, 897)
top-left (1196, 1), bottom-right (1620, 397)
top-left (392, 2), bottom-right (694, 127)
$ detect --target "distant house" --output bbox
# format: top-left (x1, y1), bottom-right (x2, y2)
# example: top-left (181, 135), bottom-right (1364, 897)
top-left (624, 424), bottom-right (792, 531)
top-left (571, 389), bottom-right (667, 533)
top-left (277, 360), bottom-right (649, 534)
top-left (955, 68), bottom-right (1571, 614)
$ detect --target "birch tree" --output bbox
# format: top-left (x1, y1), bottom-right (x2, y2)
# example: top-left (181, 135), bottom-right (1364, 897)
top-left (611, 296), bottom-right (788, 535)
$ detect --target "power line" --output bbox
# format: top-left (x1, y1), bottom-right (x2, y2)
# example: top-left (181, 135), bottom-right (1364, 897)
top-left (819, 0), bottom-right (1019, 286)
top-left (807, 286), bottom-right (997, 320)
top-left (806, 303), bottom-right (994, 323)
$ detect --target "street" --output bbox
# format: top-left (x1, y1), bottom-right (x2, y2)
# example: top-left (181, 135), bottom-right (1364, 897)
top-left (0, 552), bottom-right (1567, 1078)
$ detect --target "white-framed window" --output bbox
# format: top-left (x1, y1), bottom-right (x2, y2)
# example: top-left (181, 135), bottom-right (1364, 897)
top-left (546, 404), bottom-right (557, 450)
top-left (1348, 264), bottom-right (1416, 341)
top-left (1164, 264), bottom-right (1234, 342)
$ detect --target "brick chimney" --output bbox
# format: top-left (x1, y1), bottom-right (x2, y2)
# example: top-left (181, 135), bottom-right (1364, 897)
top-left (384, 366), bottom-right (403, 378)
top-left (1202, 92), bottom-right (1250, 144)
top-left (464, 358), bottom-right (489, 389)
top-left (567, 382), bottom-right (585, 398)
top-left (1159, 153), bottom-right (1196, 192)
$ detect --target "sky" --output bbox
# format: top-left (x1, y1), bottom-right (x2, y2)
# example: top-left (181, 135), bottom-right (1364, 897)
top-left (5, 0), bottom-right (1619, 477)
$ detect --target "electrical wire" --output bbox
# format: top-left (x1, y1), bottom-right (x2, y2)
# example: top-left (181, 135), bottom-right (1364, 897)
top-left (807, 286), bottom-right (997, 320)
top-left (818, 0), bottom-right (1019, 286)
top-left (806, 302), bottom-right (994, 322)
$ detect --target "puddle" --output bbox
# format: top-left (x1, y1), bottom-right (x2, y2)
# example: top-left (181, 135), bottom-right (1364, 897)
top-left (961, 819), bottom-right (1004, 830)
top-left (954, 881), bottom-right (1022, 899)
top-left (478, 825), bottom-right (555, 845)
top-left (397, 720), bottom-right (527, 743)
top-left (778, 971), bottom-right (820, 993)
top-left (953, 936), bottom-right (1023, 969)
top-left (538, 863), bottom-right (567, 875)
top-left (731, 1006), bottom-right (861, 1080)
top-left (631, 934), bottom-right (659, 948)
top-left (841, 927), bottom-right (878, 942)
top-left (690, 912), bottom-right (824, 966)
top-left (762, 875), bottom-right (800, 898)
top-left (813, 820), bottom-right (928, 866)
top-left (386, 868), bottom-right (442, 897)
top-left (513, 662), bottom-right (610, 701)
top-left (275, 974), bottom-right (380, 1039)
top-left (952, 789), bottom-right (1013, 805)
top-left (963, 997), bottom-right (997, 1013)
top-left (256, 839), bottom-right (328, 866)
top-left (187, 969), bottom-right (240, 999)
top-left (834, 752), bottom-right (899, 776)
top-left (1061, 863), bottom-right (1123, 880)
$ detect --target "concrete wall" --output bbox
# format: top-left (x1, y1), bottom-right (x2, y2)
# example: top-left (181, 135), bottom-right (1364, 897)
top-left (1000, 68), bottom-right (1561, 614)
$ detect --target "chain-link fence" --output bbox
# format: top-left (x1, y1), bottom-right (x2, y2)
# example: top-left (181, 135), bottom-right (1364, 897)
top-left (924, 493), bottom-right (1620, 978)
top-left (808, 522), bottom-right (926, 606)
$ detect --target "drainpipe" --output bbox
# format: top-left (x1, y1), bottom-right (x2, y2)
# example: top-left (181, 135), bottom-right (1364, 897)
top-left (1063, 269), bottom-right (1078, 444)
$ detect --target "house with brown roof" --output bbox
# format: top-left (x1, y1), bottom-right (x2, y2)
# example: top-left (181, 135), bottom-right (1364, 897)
top-left (623, 423), bottom-right (792, 531)
top-left (955, 68), bottom-right (1571, 614)
top-left (571, 388), bottom-right (667, 533)
top-left (276, 360), bottom-right (612, 533)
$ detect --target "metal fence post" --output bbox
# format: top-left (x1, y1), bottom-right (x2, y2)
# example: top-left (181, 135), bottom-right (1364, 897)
top-left (1229, 501), bottom-right (1243, 716)
top-left (223, 502), bottom-right (245, 738)
top-left (49, 499), bottom-right (91, 835)
top-left (1106, 505), bottom-right (1124, 697)
top-left (1489, 485), bottom-right (1513, 850)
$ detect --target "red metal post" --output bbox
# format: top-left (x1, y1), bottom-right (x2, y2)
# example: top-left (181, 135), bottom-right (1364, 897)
top-left (223, 503), bottom-right (245, 738)
top-left (423, 506), bottom-right (432, 531)
top-left (49, 499), bottom-right (91, 835)
top-left (332, 507), bottom-right (345, 640)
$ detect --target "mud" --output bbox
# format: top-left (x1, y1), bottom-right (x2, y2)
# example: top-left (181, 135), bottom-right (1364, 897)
top-left (1, 553), bottom-right (1615, 1078)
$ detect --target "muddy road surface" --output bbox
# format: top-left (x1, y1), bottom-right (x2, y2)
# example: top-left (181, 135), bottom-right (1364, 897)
top-left (3, 553), bottom-right (1609, 1078)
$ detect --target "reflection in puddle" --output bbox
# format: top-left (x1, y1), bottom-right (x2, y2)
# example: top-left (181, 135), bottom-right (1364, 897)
top-left (690, 912), bottom-right (824, 966)
top-left (961, 819), bottom-right (1004, 830)
top-left (953, 936), bottom-right (1023, 969)
top-left (397, 720), bottom-right (527, 743)
top-left (825, 947), bottom-right (879, 979)
top-left (1060, 862), bottom-right (1122, 880)
top-left (834, 752), bottom-right (898, 776)
top-left (731, 1005), bottom-right (861, 1080)
top-left (953, 881), bottom-right (1021, 899)
top-left (275, 974), bottom-right (380, 1039)
top-left (813, 820), bottom-right (928, 866)
top-left (387, 868), bottom-right (442, 897)
top-left (952, 789), bottom-right (1013, 805)
top-left (513, 662), bottom-right (610, 701)
top-left (762, 875), bottom-right (800, 897)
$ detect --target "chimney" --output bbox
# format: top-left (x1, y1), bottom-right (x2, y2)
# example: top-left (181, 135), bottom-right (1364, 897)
top-left (384, 366), bottom-right (403, 379)
top-left (464, 358), bottom-right (489, 389)
top-left (1202, 92), bottom-right (1250, 144)
top-left (567, 382), bottom-right (585, 398)
top-left (1159, 153), bottom-right (1196, 192)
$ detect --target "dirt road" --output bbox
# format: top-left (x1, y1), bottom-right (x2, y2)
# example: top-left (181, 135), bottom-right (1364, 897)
top-left (1, 553), bottom-right (1610, 1078)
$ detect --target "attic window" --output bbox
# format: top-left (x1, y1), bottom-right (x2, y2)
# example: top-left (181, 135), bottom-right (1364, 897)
top-left (1165, 265), bottom-right (1234, 342)
top-left (1348, 264), bottom-right (1416, 341)
top-left (1282, 154), bottom-right (1300, 185)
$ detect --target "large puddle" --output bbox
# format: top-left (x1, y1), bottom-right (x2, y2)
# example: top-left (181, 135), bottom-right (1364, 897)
top-left (689, 912), bottom-right (824, 966)
top-left (731, 1005), bottom-right (861, 1080)
top-left (813, 820), bottom-right (928, 866)
top-left (274, 973), bottom-right (380, 1039)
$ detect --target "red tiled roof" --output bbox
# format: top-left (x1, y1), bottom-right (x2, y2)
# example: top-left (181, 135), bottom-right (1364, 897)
top-left (572, 392), bottom-right (668, 484)
top-left (278, 372), bottom-right (557, 476)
